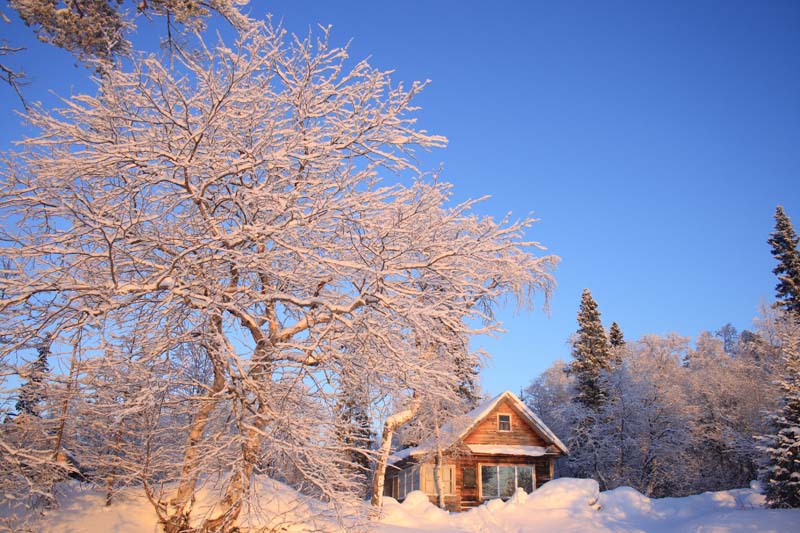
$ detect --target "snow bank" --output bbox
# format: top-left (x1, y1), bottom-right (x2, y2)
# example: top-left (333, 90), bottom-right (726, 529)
top-left (10, 477), bottom-right (800, 532)
top-left (524, 477), bottom-right (600, 511)
top-left (380, 478), bottom-right (605, 532)
top-left (596, 482), bottom-right (800, 533)
top-left (379, 478), bottom-right (800, 533)
top-left (15, 483), bottom-right (160, 533)
top-left (21, 477), bottom-right (357, 533)
top-left (381, 491), bottom-right (453, 531)
top-left (598, 486), bottom-right (662, 522)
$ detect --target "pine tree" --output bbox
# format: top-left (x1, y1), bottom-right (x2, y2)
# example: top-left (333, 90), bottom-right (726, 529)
top-left (570, 289), bottom-right (612, 409)
top-left (453, 349), bottom-right (481, 408)
top-left (760, 325), bottom-right (800, 508)
top-left (335, 393), bottom-right (374, 494)
top-left (608, 321), bottom-right (625, 368)
top-left (608, 322), bottom-right (625, 348)
top-left (14, 335), bottom-right (50, 417)
top-left (769, 206), bottom-right (800, 316)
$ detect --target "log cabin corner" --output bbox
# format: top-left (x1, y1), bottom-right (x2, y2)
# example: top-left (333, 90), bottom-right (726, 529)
top-left (384, 390), bottom-right (568, 512)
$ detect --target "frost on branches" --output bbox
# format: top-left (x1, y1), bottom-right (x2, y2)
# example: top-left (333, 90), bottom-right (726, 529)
top-left (0, 22), bottom-right (556, 532)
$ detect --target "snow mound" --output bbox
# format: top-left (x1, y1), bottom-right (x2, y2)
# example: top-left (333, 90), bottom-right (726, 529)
top-left (381, 490), bottom-right (451, 529)
top-left (378, 478), bottom-right (798, 533)
top-left (22, 477), bottom-right (358, 533)
top-left (524, 477), bottom-right (600, 511)
top-left (13, 477), bottom-right (800, 533)
top-left (596, 482), bottom-right (777, 533)
top-left (402, 490), bottom-right (433, 508)
top-left (599, 486), bottom-right (662, 521)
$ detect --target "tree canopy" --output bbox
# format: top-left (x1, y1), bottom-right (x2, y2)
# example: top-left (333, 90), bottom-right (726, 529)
top-left (0, 22), bottom-right (556, 531)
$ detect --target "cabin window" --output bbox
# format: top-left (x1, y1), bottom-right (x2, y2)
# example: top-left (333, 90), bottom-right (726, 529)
top-left (385, 465), bottom-right (420, 500)
top-left (480, 465), bottom-right (535, 500)
top-left (462, 466), bottom-right (477, 489)
top-left (498, 414), bottom-right (511, 431)
top-left (422, 464), bottom-right (456, 495)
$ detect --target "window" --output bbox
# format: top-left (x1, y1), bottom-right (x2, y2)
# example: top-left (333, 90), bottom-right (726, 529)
top-left (480, 465), bottom-right (535, 500)
top-left (385, 465), bottom-right (420, 500)
top-left (422, 464), bottom-right (456, 495)
top-left (462, 466), bottom-right (477, 489)
top-left (498, 414), bottom-right (511, 431)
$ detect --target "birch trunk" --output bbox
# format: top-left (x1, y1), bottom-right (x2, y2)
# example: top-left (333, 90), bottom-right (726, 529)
top-left (433, 420), bottom-right (445, 509)
top-left (370, 395), bottom-right (421, 508)
top-left (201, 400), bottom-right (267, 531)
top-left (163, 319), bottom-right (227, 533)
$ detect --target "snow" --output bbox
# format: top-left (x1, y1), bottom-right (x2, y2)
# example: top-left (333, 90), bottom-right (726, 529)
top-left (378, 478), bottom-right (799, 533)
top-left (466, 444), bottom-right (547, 457)
top-left (24, 478), bottom-right (358, 533)
top-left (16, 477), bottom-right (800, 532)
top-left (388, 446), bottom-right (424, 464)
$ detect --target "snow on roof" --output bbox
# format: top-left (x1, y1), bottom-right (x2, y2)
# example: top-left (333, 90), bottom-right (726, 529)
top-left (466, 445), bottom-right (548, 457)
top-left (388, 446), bottom-right (424, 465)
top-left (389, 390), bottom-right (568, 465)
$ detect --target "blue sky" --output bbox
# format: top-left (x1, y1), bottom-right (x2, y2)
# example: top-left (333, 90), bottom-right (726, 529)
top-left (1, 1), bottom-right (799, 396)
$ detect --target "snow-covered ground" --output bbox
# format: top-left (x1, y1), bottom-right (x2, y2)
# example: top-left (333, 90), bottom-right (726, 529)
top-left (380, 479), bottom-right (798, 532)
top-left (12, 478), bottom-right (799, 532)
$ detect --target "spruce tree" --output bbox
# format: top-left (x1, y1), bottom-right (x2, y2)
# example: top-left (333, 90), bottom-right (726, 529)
top-left (769, 206), bottom-right (800, 316)
top-left (609, 322), bottom-right (625, 348)
top-left (570, 289), bottom-right (612, 409)
top-left (453, 349), bottom-right (481, 408)
top-left (608, 321), bottom-right (625, 367)
top-left (14, 336), bottom-right (50, 417)
top-left (760, 327), bottom-right (800, 508)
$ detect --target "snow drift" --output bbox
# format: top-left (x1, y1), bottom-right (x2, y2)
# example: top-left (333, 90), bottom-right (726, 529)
top-left (379, 478), bottom-right (799, 533)
top-left (10, 477), bottom-right (800, 532)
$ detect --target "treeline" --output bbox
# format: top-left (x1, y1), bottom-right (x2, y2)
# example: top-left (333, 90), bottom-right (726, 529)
top-left (523, 206), bottom-right (800, 506)
top-left (524, 311), bottom-right (785, 497)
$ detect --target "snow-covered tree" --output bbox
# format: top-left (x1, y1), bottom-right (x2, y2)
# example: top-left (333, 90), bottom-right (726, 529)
top-left (14, 335), bottom-right (50, 417)
top-left (760, 316), bottom-right (800, 508)
top-left (569, 289), bottom-right (613, 410)
top-left (686, 332), bottom-right (777, 491)
top-left (525, 326), bottom-right (781, 497)
top-left (714, 323), bottom-right (739, 355)
top-left (608, 321), bottom-right (625, 348)
top-left (585, 334), bottom-right (693, 496)
top-left (563, 289), bottom-right (615, 484)
top-left (769, 206), bottom-right (800, 316)
top-left (608, 321), bottom-right (625, 368)
top-left (3, 1), bottom-right (251, 106)
top-left (523, 360), bottom-right (573, 438)
top-left (0, 22), bottom-right (556, 531)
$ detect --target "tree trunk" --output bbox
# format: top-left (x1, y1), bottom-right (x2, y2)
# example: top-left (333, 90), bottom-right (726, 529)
top-left (51, 343), bottom-right (79, 464)
top-left (163, 326), bottom-right (227, 533)
top-left (433, 420), bottom-right (445, 509)
top-left (370, 394), bottom-right (421, 509)
top-left (105, 428), bottom-right (124, 506)
top-left (201, 400), bottom-right (266, 532)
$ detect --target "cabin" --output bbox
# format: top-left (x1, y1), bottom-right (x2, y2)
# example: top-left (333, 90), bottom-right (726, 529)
top-left (384, 390), bottom-right (568, 512)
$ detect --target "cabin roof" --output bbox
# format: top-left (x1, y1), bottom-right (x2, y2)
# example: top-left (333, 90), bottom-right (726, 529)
top-left (389, 390), bottom-right (569, 465)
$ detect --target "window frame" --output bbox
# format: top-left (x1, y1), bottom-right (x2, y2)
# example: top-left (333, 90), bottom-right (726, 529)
top-left (497, 413), bottom-right (512, 432)
top-left (477, 463), bottom-right (536, 500)
top-left (386, 465), bottom-right (421, 501)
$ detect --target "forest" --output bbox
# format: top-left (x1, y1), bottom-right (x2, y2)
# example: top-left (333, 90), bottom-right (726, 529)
top-left (522, 207), bottom-right (800, 507)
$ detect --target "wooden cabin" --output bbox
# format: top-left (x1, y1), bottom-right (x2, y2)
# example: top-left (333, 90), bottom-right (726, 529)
top-left (384, 390), bottom-right (568, 512)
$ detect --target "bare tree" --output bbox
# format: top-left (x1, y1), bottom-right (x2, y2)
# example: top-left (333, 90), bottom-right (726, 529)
top-left (0, 21), bottom-right (556, 531)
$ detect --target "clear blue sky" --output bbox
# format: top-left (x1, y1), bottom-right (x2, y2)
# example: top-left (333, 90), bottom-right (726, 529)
top-left (2, 1), bottom-right (799, 396)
